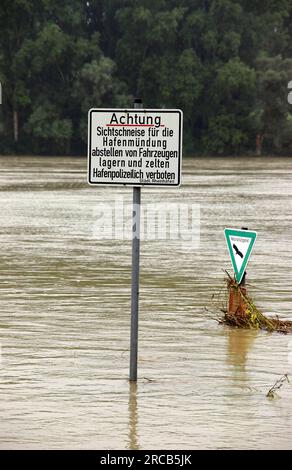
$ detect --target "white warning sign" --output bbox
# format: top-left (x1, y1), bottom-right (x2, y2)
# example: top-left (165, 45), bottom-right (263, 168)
top-left (88, 108), bottom-right (182, 187)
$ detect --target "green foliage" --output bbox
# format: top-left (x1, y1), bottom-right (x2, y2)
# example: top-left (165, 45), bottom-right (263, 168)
top-left (0, 0), bottom-right (292, 155)
top-left (73, 57), bottom-right (129, 142)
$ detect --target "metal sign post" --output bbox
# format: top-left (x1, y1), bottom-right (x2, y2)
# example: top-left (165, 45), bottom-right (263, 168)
top-left (129, 99), bottom-right (142, 382)
top-left (87, 101), bottom-right (183, 382)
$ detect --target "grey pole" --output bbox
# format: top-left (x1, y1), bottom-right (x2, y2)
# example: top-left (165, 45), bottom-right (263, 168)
top-left (129, 98), bottom-right (142, 381)
top-left (240, 227), bottom-right (248, 286)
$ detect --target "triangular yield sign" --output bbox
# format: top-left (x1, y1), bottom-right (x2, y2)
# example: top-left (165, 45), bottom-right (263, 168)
top-left (224, 228), bottom-right (257, 283)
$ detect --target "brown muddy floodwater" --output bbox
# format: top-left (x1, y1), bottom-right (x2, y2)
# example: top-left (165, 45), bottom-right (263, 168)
top-left (0, 155), bottom-right (292, 449)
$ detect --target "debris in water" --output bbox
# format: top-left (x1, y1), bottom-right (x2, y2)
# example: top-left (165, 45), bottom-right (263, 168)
top-left (266, 374), bottom-right (290, 399)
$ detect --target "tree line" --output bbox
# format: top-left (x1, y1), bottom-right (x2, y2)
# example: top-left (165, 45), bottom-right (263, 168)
top-left (0, 0), bottom-right (292, 156)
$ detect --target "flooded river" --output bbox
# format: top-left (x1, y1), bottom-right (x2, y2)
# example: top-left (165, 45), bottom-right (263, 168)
top-left (0, 155), bottom-right (292, 449)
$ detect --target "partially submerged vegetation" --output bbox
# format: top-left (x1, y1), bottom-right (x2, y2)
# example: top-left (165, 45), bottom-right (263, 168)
top-left (218, 273), bottom-right (292, 334)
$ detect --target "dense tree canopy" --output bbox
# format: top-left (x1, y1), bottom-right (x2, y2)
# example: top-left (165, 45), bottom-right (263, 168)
top-left (0, 0), bottom-right (292, 155)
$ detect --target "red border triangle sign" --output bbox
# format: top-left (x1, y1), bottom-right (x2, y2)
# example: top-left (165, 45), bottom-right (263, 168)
top-left (224, 228), bottom-right (257, 283)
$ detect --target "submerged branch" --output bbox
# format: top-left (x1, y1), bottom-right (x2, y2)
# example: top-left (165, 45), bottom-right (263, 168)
top-left (218, 274), bottom-right (292, 334)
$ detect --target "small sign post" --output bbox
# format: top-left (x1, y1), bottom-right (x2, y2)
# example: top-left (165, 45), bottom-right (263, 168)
top-left (224, 228), bottom-right (257, 283)
top-left (88, 102), bottom-right (183, 381)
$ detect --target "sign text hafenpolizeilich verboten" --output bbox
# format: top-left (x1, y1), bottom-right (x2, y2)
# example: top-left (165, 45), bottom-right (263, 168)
top-left (224, 228), bottom-right (257, 284)
top-left (88, 108), bottom-right (183, 187)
